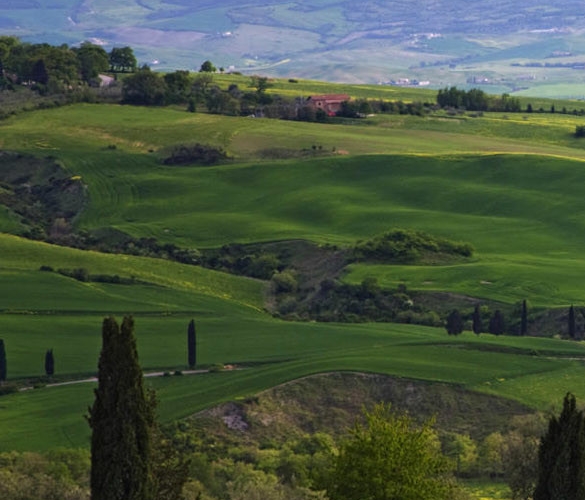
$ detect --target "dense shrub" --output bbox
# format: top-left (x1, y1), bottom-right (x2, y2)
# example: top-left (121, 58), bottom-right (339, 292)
top-left (354, 229), bottom-right (473, 263)
top-left (162, 144), bottom-right (229, 166)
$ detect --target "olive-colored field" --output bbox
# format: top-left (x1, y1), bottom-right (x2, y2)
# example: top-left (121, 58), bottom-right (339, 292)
top-left (3, 86), bottom-right (585, 451)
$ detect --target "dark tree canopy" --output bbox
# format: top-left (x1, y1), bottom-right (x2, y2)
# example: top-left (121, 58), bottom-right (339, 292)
top-left (472, 304), bottom-right (482, 334)
top-left (489, 310), bottom-right (505, 335)
top-left (0, 339), bottom-right (6, 382)
top-left (109, 46), bottom-right (137, 73)
top-left (568, 305), bottom-right (576, 339)
top-left (445, 309), bottom-right (464, 335)
top-left (163, 70), bottom-right (191, 103)
top-left (187, 319), bottom-right (196, 369)
top-left (534, 393), bottom-right (585, 500)
top-left (75, 42), bottom-right (109, 82)
top-left (45, 348), bottom-right (54, 377)
top-left (31, 58), bottom-right (49, 85)
top-left (88, 316), bottom-right (155, 500)
top-left (520, 299), bottom-right (528, 336)
top-left (122, 67), bottom-right (167, 105)
top-left (199, 60), bottom-right (216, 73)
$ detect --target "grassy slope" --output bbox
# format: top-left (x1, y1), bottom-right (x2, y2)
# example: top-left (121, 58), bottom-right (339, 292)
top-left (3, 86), bottom-right (585, 450)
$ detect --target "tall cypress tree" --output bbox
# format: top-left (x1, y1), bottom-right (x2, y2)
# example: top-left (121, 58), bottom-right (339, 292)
top-left (520, 299), bottom-right (528, 336)
top-left (472, 304), bottom-right (482, 335)
top-left (45, 348), bottom-right (54, 377)
top-left (0, 339), bottom-right (6, 383)
top-left (187, 319), bottom-right (196, 369)
top-left (88, 316), bottom-right (154, 500)
top-left (489, 310), bottom-right (505, 336)
top-left (445, 309), bottom-right (463, 335)
top-left (534, 393), bottom-right (585, 500)
top-left (569, 305), bottom-right (576, 339)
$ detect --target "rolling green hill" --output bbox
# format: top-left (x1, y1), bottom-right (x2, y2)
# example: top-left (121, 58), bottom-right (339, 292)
top-left (3, 82), bottom-right (585, 453)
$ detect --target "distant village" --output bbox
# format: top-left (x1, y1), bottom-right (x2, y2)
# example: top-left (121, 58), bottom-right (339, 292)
top-left (382, 78), bottom-right (431, 87)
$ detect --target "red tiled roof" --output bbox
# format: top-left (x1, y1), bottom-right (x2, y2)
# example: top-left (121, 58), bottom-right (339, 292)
top-left (308, 94), bottom-right (350, 102)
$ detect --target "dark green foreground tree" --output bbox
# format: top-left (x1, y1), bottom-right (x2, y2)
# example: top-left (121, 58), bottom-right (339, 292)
top-left (88, 316), bottom-right (155, 500)
top-left (328, 403), bottom-right (459, 500)
top-left (533, 393), bottom-right (585, 500)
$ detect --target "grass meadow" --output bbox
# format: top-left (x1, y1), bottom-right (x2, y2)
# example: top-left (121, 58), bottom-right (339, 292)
top-left (3, 89), bottom-right (585, 454)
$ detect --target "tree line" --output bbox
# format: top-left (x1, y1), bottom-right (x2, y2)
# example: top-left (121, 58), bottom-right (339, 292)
top-left (0, 338), bottom-right (53, 387)
top-left (437, 86), bottom-right (521, 112)
top-left (0, 314), bottom-right (583, 499)
top-left (0, 36), bottom-right (136, 91)
top-left (0, 318), bottom-right (197, 385)
top-left (446, 301), bottom-right (583, 339)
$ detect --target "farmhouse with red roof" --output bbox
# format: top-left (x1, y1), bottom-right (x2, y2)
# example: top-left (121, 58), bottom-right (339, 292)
top-left (306, 94), bottom-right (350, 116)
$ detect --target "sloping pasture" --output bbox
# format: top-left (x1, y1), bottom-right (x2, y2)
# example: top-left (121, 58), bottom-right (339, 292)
top-left (3, 101), bottom-right (585, 450)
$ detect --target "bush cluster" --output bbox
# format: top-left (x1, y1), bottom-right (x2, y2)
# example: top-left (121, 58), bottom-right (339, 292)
top-left (162, 143), bottom-right (229, 166)
top-left (353, 229), bottom-right (474, 263)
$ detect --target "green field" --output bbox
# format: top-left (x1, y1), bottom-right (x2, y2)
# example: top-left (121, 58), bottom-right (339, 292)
top-left (3, 85), bottom-right (585, 451)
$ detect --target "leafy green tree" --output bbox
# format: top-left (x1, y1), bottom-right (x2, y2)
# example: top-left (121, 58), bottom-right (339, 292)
top-left (191, 72), bottom-right (213, 104)
top-left (199, 60), bottom-right (216, 73)
top-left (45, 348), bottom-right (54, 377)
top-left (205, 86), bottom-right (240, 115)
top-left (534, 393), bottom-right (585, 500)
top-left (0, 35), bottom-right (19, 63)
top-left (187, 319), bottom-right (196, 369)
top-left (164, 70), bottom-right (191, 103)
top-left (443, 432), bottom-right (478, 476)
top-left (489, 310), bottom-right (505, 335)
top-left (472, 304), bottom-right (482, 334)
top-left (88, 316), bottom-right (155, 500)
top-left (122, 67), bottom-right (167, 105)
top-left (328, 403), bottom-right (458, 500)
top-left (109, 46), bottom-right (137, 72)
top-left (75, 42), bottom-right (109, 82)
top-left (446, 309), bottom-right (464, 335)
top-left (0, 339), bottom-right (6, 382)
top-left (502, 414), bottom-right (546, 500)
top-left (478, 432), bottom-right (505, 477)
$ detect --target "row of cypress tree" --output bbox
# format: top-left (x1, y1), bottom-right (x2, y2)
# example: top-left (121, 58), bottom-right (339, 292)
top-left (446, 305), bottom-right (509, 336)
top-left (0, 340), bottom-right (53, 382)
top-left (0, 319), bottom-right (197, 383)
top-left (447, 302), bottom-right (580, 338)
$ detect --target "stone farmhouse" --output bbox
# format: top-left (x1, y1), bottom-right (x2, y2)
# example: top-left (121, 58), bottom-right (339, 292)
top-left (306, 94), bottom-right (350, 116)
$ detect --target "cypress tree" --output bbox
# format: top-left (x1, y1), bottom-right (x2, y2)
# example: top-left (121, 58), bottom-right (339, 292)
top-left (569, 305), bottom-right (576, 339)
top-left (0, 339), bottom-right (6, 383)
top-left (534, 393), bottom-right (585, 500)
top-left (472, 304), bottom-right (482, 334)
top-left (88, 316), bottom-right (154, 500)
top-left (489, 310), bottom-right (505, 335)
top-left (445, 309), bottom-right (464, 335)
top-left (187, 319), bottom-right (196, 369)
top-left (45, 348), bottom-right (54, 377)
top-left (520, 299), bottom-right (528, 336)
